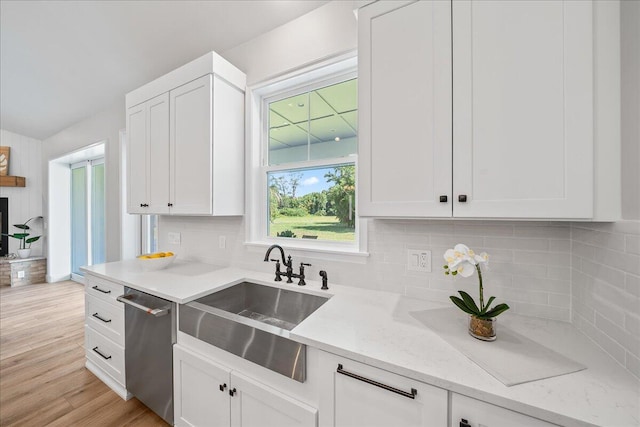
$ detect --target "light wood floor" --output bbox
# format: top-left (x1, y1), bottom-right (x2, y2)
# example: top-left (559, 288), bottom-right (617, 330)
top-left (0, 281), bottom-right (167, 426)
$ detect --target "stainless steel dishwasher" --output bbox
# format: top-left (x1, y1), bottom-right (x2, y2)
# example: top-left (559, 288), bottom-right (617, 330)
top-left (117, 287), bottom-right (175, 425)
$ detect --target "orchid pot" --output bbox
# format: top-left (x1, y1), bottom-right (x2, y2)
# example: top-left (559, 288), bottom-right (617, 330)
top-left (444, 244), bottom-right (510, 341)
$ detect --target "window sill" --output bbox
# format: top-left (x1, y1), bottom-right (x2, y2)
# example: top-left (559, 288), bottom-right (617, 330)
top-left (244, 240), bottom-right (369, 264)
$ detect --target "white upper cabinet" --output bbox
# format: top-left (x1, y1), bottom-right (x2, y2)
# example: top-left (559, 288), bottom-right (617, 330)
top-left (358, 0), bottom-right (620, 220)
top-left (358, 0), bottom-right (453, 217)
top-left (126, 51), bottom-right (246, 216)
top-left (127, 93), bottom-right (170, 214)
top-left (452, 0), bottom-right (593, 218)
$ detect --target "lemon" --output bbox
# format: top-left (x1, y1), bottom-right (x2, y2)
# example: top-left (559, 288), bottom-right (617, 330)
top-left (165, 252), bottom-right (174, 257)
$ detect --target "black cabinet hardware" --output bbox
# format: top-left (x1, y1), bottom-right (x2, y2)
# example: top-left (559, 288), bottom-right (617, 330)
top-left (459, 419), bottom-right (471, 427)
top-left (92, 346), bottom-right (112, 360)
top-left (92, 313), bottom-right (112, 323)
top-left (458, 194), bottom-right (467, 203)
top-left (168, 203), bottom-right (173, 207)
top-left (439, 195), bottom-right (448, 203)
top-left (219, 383), bottom-right (227, 392)
top-left (229, 387), bottom-right (237, 397)
top-left (92, 285), bottom-right (111, 294)
top-left (336, 364), bottom-right (417, 399)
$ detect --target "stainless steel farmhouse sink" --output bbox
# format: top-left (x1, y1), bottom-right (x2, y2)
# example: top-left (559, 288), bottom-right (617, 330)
top-left (179, 281), bottom-right (330, 382)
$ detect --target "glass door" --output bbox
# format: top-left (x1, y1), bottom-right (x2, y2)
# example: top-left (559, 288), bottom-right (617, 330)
top-left (71, 158), bottom-right (105, 275)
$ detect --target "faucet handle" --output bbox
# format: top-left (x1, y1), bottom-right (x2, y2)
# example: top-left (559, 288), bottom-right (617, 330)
top-left (270, 259), bottom-right (280, 263)
top-left (301, 263), bottom-right (311, 267)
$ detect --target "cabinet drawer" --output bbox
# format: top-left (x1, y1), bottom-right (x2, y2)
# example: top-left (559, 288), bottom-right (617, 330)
top-left (451, 393), bottom-right (558, 427)
top-left (85, 294), bottom-right (124, 346)
top-left (85, 326), bottom-right (125, 386)
top-left (320, 351), bottom-right (447, 427)
top-left (85, 275), bottom-right (124, 306)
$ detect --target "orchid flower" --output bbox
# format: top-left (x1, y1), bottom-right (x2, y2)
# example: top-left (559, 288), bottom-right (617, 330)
top-left (443, 244), bottom-right (509, 320)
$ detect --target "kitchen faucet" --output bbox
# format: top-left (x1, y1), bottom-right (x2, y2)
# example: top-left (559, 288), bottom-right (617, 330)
top-left (263, 244), bottom-right (310, 286)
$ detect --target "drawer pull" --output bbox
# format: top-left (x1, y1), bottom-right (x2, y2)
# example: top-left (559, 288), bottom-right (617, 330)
top-left (92, 285), bottom-right (111, 294)
top-left (336, 364), bottom-right (417, 400)
top-left (92, 312), bottom-right (112, 323)
top-left (92, 346), bottom-right (112, 360)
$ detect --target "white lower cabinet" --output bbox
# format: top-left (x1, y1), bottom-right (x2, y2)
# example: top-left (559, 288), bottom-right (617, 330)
top-left (83, 273), bottom-right (129, 400)
top-left (318, 351), bottom-right (447, 427)
top-left (174, 344), bottom-right (317, 427)
top-left (451, 394), bottom-right (557, 427)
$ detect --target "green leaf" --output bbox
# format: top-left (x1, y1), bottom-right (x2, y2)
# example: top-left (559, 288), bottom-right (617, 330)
top-left (8, 233), bottom-right (29, 240)
top-left (458, 291), bottom-right (480, 314)
top-left (450, 296), bottom-right (477, 315)
top-left (482, 303), bottom-right (510, 318)
top-left (26, 236), bottom-right (40, 244)
top-left (481, 296), bottom-right (496, 314)
top-left (13, 224), bottom-right (30, 230)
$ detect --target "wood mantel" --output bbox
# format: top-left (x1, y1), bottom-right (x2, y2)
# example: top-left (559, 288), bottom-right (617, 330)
top-left (0, 176), bottom-right (25, 187)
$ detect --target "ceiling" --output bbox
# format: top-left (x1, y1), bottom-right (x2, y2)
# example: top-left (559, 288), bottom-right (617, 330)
top-left (269, 78), bottom-right (357, 151)
top-left (0, 0), bottom-right (330, 140)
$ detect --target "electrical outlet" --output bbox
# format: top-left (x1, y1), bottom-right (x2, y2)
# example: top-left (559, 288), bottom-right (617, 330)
top-left (168, 232), bottom-right (181, 245)
top-left (17, 270), bottom-right (25, 279)
top-left (407, 249), bottom-right (431, 272)
top-left (219, 236), bottom-right (226, 249)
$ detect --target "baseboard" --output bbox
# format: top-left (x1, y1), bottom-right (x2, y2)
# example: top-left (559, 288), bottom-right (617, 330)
top-left (47, 273), bottom-right (71, 283)
top-left (85, 360), bottom-right (133, 401)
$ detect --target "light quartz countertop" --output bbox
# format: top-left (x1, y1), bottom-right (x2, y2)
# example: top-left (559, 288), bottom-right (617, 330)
top-left (81, 260), bottom-right (640, 427)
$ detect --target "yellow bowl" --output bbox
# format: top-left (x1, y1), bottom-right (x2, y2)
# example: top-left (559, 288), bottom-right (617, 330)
top-left (135, 253), bottom-right (176, 271)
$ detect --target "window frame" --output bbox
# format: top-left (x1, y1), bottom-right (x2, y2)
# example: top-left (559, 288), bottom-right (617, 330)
top-left (245, 54), bottom-right (368, 260)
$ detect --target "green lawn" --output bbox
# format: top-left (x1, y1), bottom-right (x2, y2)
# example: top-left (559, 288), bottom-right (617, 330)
top-left (269, 215), bottom-right (355, 241)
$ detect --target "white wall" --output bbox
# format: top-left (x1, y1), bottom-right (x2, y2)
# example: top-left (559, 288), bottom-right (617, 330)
top-left (0, 129), bottom-right (44, 255)
top-left (222, 0), bottom-right (358, 86)
top-left (42, 100), bottom-right (125, 265)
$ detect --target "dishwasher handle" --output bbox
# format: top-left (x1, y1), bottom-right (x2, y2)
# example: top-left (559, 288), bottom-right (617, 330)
top-left (117, 294), bottom-right (170, 317)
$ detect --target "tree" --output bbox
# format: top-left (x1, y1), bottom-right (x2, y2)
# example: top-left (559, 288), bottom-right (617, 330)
top-left (289, 172), bottom-right (303, 198)
top-left (324, 165), bottom-right (355, 227)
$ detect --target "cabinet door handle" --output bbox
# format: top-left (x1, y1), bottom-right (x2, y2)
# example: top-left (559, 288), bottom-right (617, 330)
top-left (168, 203), bottom-right (173, 207)
top-left (219, 383), bottom-right (227, 392)
top-left (336, 364), bottom-right (417, 399)
top-left (229, 387), bottom-right (237, 397)
top-left (458, 195), bottom-right (467, 203)
top-left (92, 312), bottom-right (112, 323)
top-left (92, 285), bottom-right (111, 294)
top-left (92, 346), bottom-right (112, 360)
top-left (439, 195), bottom-right (448, 203)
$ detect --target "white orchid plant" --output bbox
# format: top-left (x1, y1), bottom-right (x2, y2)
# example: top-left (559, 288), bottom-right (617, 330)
top-left (444, 244), bottom-right (509, 320)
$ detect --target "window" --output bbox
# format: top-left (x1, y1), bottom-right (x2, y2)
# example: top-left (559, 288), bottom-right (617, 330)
top-left (141, 215), bottom-right (158, 254)
top-left (247, 56), bottom-right (366, 256)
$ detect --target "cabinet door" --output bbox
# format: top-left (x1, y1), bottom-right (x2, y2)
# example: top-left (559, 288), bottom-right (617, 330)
top-left (170, 74), bottom-right (213, 215)
top-left (230, 371), bottom-right (317, 427)
top-left (126, 93), bottom-right (169, 215)
top-left (451, 393), bottom-right (558, 427)
top-left (127, 102), bottom-right (147, 214)
top-left (453, 0), bottom-right (593, 218)
top-left (358, 0), bottom-right (452, 218)
top-left (147, 93), bottom-right (170, 214)
top-left (323, 355), bottom-right (447, 427)
top-left (174, 345), bottom-right (231, 427)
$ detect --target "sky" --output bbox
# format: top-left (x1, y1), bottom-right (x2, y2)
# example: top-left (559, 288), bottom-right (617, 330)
top-left (268, 167), bottom-right (335, 197)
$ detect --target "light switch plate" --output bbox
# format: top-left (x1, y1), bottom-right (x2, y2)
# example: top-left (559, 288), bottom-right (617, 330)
top-left (407, 249), bottom-right (431, 272)
top-left (168, 232), bottom-right (181, 245)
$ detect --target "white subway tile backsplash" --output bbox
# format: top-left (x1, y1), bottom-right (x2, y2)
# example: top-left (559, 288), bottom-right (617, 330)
top-left (580, 259), bottom-right (626, 290)
top-left (158, 215), bottom-right (639, 379)
top-left (626, 274), bottom-right (640, 297)
top-left (626, 235), bottom-right (640, 255)
top-left (514, 225), bottom-right (570, 239)
top-left (571, 220), bottom-right (640, 379)
top-left (595, 247), bottom-right (640, 276)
